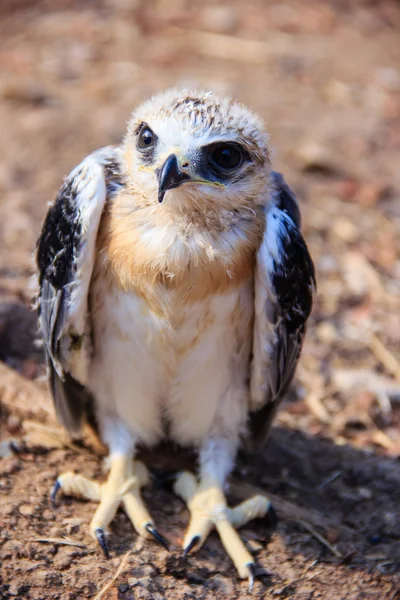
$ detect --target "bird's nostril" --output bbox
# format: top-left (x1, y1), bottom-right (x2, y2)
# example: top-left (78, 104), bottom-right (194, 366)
top-left (181, 162), bottom-right (189, 169)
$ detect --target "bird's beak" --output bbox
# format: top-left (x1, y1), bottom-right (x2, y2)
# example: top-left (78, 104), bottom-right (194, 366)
top-left (156, 154), bottom-right (191, 203)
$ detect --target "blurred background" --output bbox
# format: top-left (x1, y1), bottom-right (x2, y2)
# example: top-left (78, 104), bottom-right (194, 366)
top-left (1, 0), bottom-right (399, 452)
top-left (0, 1), bottom-right (399, 597)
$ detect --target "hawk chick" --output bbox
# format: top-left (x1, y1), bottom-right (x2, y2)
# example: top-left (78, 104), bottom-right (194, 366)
top-left (36, 89), bottom-right (315, 585)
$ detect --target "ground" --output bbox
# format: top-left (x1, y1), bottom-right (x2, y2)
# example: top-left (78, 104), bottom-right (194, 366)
top-left (0, 1), bottom-right (399, 599)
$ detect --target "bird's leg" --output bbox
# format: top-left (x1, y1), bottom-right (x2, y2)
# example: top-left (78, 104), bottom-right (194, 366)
top-left (174, 438), bottom-right (272, 588)
top-left (51, 455), bottom-right (168, 557)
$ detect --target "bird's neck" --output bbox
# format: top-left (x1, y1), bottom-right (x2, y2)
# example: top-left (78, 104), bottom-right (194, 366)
top-left (96, 191), bottom-right (265, 302)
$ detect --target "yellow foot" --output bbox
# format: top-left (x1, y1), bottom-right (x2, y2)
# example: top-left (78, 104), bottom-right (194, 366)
top-left (51, 457), bottom-right (168, 558)
top-left (174, 472), bottom-right (274, 589)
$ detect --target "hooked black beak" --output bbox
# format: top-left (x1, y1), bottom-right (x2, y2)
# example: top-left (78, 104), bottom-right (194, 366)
top-left (156, 154), bottom-right (191, 203)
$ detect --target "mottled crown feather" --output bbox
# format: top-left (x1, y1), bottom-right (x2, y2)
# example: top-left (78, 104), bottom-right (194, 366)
top-left (126, 88), bottom-right (270, 163)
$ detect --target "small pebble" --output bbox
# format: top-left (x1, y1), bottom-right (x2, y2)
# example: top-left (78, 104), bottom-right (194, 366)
top-left (246, 539), bottom-right (264, 554)
top-left (358, 487), bottom-right (372, 500)
top-left (7, 415), bottom-right (21, 432)
top-left (133, 538), bottom-right (145, 552)
top-left (0, 439), bottom-right (17, 459)
top-left (332, 217), bottom-right (359, 243)
top-left (316, 322), bottom-right (338, 344)
top-left (54, 552), bottom-right (74, 570)
top-left (326, 528), bottom-right (340, 544)
top-left (131, 564), bottom-right (155, 579)
top-left (119, 583), bottom-right (129, 593)
top-left (0, 458), bottom-right (20, 475)
top-left (19, 504), bottom-right (34, 516)
top-left (7, 582), bottom-right (20, 596)
top-left (296, 141), bottom-right (339, 174)
top-left (0, 540), bottom-right (24, 558)
top-left (186, 571), bottom-right (204, 584)
top-left (383, 512), bottom-right (397, 527)
top-left (368, 534), bottom-right (382, 545)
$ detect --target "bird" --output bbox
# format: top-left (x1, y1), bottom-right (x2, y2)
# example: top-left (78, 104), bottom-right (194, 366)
top-left (36, 88), bottom-right (315, 587)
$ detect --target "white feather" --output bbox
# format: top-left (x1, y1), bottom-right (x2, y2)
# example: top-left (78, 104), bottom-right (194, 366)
top-left (89, 273), bottom-right (253, 449)
top-left (57, 146), bottom-right (119, 384)
top-left (250, 205), bottom-right (285, 410)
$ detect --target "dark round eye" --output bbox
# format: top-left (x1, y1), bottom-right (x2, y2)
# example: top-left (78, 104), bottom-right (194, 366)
top-left (137, 127), bottom-right (155, 149)
top-left (210, 144), bottom-right (243, 170)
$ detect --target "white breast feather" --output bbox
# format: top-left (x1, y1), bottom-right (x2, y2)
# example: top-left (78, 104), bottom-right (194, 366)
top-left (89, 272), bottom-right (254, 448)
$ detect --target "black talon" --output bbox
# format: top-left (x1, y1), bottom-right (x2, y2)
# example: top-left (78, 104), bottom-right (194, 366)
top-left (95, 528), bottom-right (110, 559)
top-left (183, 534), bottom-right (201, 556)
top-left (246, 562), bottom-right (256, 593)
top-left (145, 523), bottom-right (169, 550)
top-left (50, 480), bottom-right (61, 508)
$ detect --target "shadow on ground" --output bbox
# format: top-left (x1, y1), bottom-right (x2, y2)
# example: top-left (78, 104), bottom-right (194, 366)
top-left (1, 411), bottom-right (399, 599)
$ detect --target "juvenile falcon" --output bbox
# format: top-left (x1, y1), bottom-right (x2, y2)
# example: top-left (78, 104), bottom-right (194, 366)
top-left (36, 89), bottom-right (315, 585)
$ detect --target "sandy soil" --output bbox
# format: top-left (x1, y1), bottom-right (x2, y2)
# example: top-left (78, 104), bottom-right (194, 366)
top-left (0, 1), bottom-right (399, 599)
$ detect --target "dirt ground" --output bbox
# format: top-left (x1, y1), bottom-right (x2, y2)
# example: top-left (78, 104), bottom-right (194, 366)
top-left (0, 1), bottom-right (399, 598)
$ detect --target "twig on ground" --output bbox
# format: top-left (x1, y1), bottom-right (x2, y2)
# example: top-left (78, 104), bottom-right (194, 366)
top-left (305, 391), bottom-right (332, 424)
top-left (371, 429), bottom-right (396, 450)
top-left (318, 470), bottom-right (343, 491)
top-left (366, 333), bottom-right (400, 383)
top-left (332, 368), bottom-right (400, 398)
top-left (375, 391), bottom-right (392, 420)
top-left (34, 537), bottom-right (86, 548)
top-left (93, 550), bottom-right (132, 600)
top-left (296, 368), bottom-right (332, 424)
top-left (361, 412), bottom-right (396, 451)
top-left (298, 520), bottom-right (342, 558)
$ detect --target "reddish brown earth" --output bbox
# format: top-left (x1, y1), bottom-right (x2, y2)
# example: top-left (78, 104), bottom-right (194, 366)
top-left (0, 1), bottom-right (399, 599)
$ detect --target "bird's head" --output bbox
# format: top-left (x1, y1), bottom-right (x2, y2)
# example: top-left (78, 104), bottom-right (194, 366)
top-left (122, 89), bottom-right (271, 214)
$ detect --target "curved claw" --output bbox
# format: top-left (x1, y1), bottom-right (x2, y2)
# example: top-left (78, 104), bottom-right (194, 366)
top-left (95, 528), bottom-right (110, 559)
top-left (246, 562), bottom-right (256, 593)
top-left (183, 534), bottom-right (201, 556)
top-left (145, 523), bottom-right (169, 550)
top-left (50, 480), bottom-right (61, 508)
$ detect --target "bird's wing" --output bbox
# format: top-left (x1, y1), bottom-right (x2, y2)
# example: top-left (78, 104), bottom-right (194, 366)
top-left (36, 146), bottom-right (123, 435)
top-left (248, 171), bottom-right (316, 449)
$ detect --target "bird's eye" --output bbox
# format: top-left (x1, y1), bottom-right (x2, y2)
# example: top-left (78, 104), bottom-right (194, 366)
top-left (210, 144), bottom-right (243, 170)
top-left (137, 126), bottom-right (155, 149)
